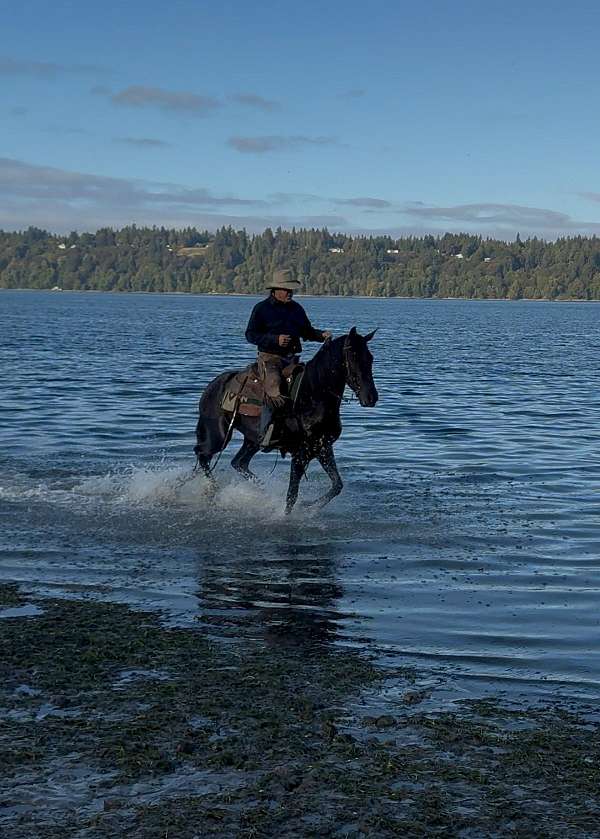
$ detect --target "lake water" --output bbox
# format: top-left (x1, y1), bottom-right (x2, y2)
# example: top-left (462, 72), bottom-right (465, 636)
top-left (2, 290), bottom-right (600, 707)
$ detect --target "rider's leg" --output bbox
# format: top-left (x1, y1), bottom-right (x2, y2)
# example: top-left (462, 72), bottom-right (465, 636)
top-left (257, 354), bottom-right (287, 447)
top-left (258, 354), bottom-right (286, 408)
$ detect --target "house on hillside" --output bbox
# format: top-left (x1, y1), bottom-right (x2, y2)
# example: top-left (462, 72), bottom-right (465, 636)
top-left (176, 244), bottom-right (212, 257)
top-left (386, 248), bottom-right (400, 254)
top-left (329, 247), bottom-right (344, 253)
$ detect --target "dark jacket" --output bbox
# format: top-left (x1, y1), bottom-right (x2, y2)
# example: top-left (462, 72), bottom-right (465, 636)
top-left (245, 295), bottom-right (325, 357)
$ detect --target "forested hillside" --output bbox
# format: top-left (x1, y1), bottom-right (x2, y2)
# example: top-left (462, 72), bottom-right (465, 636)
top-left (2, 225), bottom-right (600, 299)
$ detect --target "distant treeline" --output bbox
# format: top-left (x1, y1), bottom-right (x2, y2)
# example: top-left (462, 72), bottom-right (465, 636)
top-left (2, 225), bottom-right (600, 300)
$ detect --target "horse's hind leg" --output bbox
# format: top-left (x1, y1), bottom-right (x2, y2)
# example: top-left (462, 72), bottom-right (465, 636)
top-left (231, 439), bottom-right (261, 484)
top-left (193, 449), bottom-right (215, 480)
top-left (285, 450), bottom-right (309, 515)
top-left (194, 413), bottom-right (229, 492)
top-left (192, 448), bottom-right (217, 495)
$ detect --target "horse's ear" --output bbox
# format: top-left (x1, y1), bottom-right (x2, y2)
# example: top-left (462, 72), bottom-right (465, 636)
top-left (349, 326), bottom-right (357, 338)
top-left (364, 328), bottom-right (378, 342)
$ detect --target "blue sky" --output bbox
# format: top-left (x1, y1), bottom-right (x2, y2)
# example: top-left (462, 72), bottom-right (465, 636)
top-left (3, 0), bottom-right (600, 238)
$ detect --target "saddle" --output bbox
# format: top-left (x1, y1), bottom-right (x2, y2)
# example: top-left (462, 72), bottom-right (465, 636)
top-left (221, 359), bottom-right (305, 417)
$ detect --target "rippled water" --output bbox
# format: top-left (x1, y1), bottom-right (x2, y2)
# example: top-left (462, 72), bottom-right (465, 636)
top-left (2, 290), bottom-right (600, 705)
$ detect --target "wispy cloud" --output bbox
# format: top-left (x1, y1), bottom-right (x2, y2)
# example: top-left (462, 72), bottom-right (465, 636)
top-left (393, 201), bottom-right (600, 239)
top-left (579, 192), bottom-right (600, 204)
top-left (402, 202), bottom-right (572, 230)
top-left (230, 93), bottom-right (280, 111)
top-left (0, 56), bottom-right (102, 79)
top-left (111, 86), bottom-right (220, 115)
top-left (334, 197), bottom-right (392, 209)
top-left (114, 137), bottom-right (172, 148)
top-left (0, 157), bottom-right (261, 208)
top-left (228, 135), bottom-right (337, 153)
top-left (269, 192), bottom-right (323, 204)
top-left (8, 106), bottom-right (28, 117)
top-left (271, 192), bottom-right (392, 210)
top-left (0, 157), bottom-right (349, 233)
top-left (338, 88), bottom-right (366, 99)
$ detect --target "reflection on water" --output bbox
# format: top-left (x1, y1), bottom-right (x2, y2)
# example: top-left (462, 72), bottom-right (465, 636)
top-left (2, 290), bottom-right (600, 704)
top-left (197, 542), bottom-right (345, 648)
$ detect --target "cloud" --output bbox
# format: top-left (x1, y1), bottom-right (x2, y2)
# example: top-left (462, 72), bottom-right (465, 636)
top-left (228, 135), bottom-right (337, 153)
top-left (5, 157), bottom-right (599, 241)
top-left (91, 85), bottom-right (111, 96)
top-left (579, 192), bottom-right (600, 204)
top-left (334, 197), bottom-right (392, 209)
top-left (402, 202), bottom-right (572, 230)
top-left (8, 106), bottom-right (28, 117)
top-left (338, 88), bottom-right (366, 99)
top-left (0, 157), bottom-right (350, 233)
top-left (114, 137), bottom-right (172, 148)
top-left (393, 201), bottom-right (600, 239)
top-left (230, 93), bottom-right (280, 111)
top-left (111, 86), bottom-right (220, 115)
top-left (0, 56), bottom-right (102, 79)
top-left (271, 192), bottom-right (392, 211)
top-left (269, 192), bottom-right (323, 204)
top-left (0, 157), bottom-right (261, 208)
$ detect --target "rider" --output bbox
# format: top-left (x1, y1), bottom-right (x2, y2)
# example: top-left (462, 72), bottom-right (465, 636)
top-left (245, 268), bottom-right (332, 445)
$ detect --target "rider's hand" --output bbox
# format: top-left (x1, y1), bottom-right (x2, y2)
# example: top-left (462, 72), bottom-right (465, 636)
top-left (278, 334), bottom-right (292, 347)
top-left (322, 330), bottom-right (332, 340)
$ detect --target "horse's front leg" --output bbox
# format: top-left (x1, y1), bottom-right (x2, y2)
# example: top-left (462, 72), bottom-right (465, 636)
top-left (285, 451), bottom-right (309, 515)
top-left (305, 443), bottom-right (343, 509)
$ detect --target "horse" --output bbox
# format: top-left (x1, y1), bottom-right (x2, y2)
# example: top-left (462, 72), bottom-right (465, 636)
top-left (194, 327), bottom-right (378, 513)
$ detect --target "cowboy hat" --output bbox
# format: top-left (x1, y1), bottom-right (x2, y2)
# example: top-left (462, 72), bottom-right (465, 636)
top-left (265, 268), bottom-right (302, 291)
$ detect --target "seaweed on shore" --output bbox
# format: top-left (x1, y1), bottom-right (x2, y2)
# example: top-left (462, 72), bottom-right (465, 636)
top-left (1, 590), bottom-right (599, 838)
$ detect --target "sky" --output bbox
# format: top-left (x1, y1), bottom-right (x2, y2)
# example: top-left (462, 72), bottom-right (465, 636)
top-left (3, 0), bottom-right (600, 240)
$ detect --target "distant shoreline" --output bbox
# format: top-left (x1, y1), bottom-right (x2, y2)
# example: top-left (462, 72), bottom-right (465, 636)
top-left (2, 287), bottom-right (600, 303)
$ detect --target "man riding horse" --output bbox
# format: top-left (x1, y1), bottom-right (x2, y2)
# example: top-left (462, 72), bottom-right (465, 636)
top-left (245, 268), bottom-right (331, 446)
top-left (194, 279), bottom-right (378, 511)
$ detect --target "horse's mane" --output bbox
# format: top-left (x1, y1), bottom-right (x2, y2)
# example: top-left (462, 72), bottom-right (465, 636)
top-left (303, 334), bottom-right (346, 393)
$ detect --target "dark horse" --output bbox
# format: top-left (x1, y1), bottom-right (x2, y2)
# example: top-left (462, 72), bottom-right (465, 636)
top-left (194, 327), bottom-right (378, 513)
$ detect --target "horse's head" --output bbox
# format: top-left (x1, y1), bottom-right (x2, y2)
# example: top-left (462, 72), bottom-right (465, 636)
top-left (344, 327), bottom-right (379, 407)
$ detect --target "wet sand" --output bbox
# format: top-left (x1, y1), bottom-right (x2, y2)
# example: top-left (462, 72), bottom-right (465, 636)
top-left (2, 583), bottom-right (599, 838)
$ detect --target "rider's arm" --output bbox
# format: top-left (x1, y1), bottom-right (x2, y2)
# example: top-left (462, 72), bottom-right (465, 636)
top-left (245, 304), bottom-right (280, 352)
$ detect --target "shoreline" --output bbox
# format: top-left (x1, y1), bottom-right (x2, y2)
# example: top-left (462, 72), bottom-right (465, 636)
top-left (3, 286), bottom-right (600, 303)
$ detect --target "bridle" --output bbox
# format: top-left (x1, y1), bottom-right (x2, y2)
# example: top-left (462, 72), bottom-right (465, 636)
top-left (309, 336), bottom-right (365, 403)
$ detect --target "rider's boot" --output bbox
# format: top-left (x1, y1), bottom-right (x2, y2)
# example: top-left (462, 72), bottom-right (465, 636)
top-left (259, 404), bottom-right (276, 449)
top-left (259, 396), bottom-right (288, 449)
